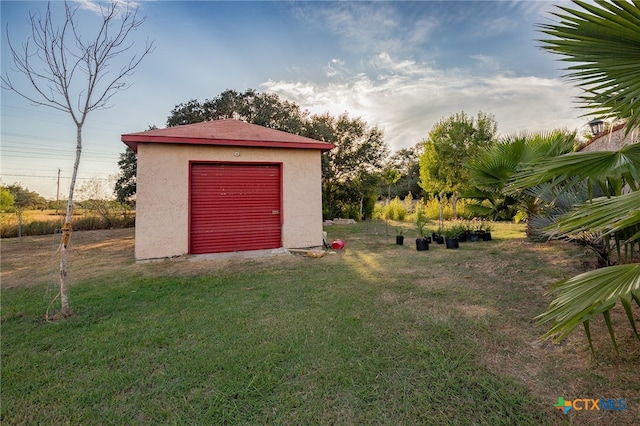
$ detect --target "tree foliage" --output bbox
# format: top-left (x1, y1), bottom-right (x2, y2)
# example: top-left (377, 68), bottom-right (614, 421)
top-left (386, 145), bottom-right (423, 198)
top-left (3, 183), bottom-right (46, 211)
top-left (115, 148), bottom-right (137, 207)
top-left (2, 183), bottom-right (47, 238)
top-left (165, 90), bottom-right (388, 220)
top-left (167, 89), bottom-right (308, 134)
top-left (1, 187), bottom-right (16, 212)
top-left (304, 113), bottom-right (388, 219)
top-left (419, 111), bottom-right (497, 197)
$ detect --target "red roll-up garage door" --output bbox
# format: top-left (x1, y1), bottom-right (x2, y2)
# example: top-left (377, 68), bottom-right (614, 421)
top-left (190, 163), bottom-right (282, 254)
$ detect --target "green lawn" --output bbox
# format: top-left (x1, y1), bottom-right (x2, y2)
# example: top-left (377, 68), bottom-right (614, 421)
top-left (1, 222), bottom-right (638, 424)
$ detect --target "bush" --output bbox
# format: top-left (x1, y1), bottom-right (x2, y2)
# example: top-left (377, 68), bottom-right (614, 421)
top-left (375, 194), bottom-right (478, 222)
top-left (341, 204), bottom-right (362, 221)
top-left (377, 197), bottom-right (408, 220)
top-left (420, 196), bottom-right (474, 220)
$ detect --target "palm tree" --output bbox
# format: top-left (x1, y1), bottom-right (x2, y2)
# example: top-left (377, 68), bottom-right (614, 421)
top-left (464, 131), bottom-right (575, 225)
top-left (526, 0), bottom-right (640, 355)
top-left (512, 144), bottom-right (640, 354)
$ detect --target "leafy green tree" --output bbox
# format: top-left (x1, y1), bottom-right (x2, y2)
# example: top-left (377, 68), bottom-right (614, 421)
top-left (1, 187), bottom-right (15, 212)
top-left (166, 90), bottom-right (388, 220)
top-left (166, 99), bottom-right (211, 126)
top-left (386, 145), bottom-right (422, 198)
top-left (419, 111), bottom-right (497, 218)
top-left (305, 112), bottom-right (388, 219)
top-left (114, 147), bottom-right (137, 207)
top-left (167, 89), bottom-right (308, 134)
top-left (3, 183), bottom-right (46, 238)
top-left (114, 125), bottom-right (153, 216)
top-left (382, 168), bottom-right (401, 202)
top-left (514, 0), bottom-right (640, 355)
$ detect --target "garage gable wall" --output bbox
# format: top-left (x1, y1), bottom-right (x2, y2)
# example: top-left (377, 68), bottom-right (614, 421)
top-left (135, 143), bottom-right (322, 260)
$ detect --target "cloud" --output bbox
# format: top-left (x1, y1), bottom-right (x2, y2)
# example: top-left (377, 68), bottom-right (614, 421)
top-left (73, 0), bottom-right (143, 16)
top-left (291, 2), bottom-right (439, 57)
top-left (324, 58), bottom-right (348, 78)
top-left (263, 53), bottom-right (584, 150)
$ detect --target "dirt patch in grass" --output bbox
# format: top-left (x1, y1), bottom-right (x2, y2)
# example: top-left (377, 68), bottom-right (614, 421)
top-left (1, 229), bottom-right (136, 289)
top-left (1, 228), bottom-right (310, 290)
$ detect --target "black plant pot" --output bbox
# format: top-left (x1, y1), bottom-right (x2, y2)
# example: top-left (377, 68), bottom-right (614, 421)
top-left (458, 232), bottom-right (468, 242)
top-left (482, 232), bottom-right (492, 241)
top-left (469, 233), bottom-right (479, 242)
top-left (396, 235), bottom-right (404, 245)
top-left (435, 236), bottom-right (444, 244)
top-left (416, 238), bottom-right (430, 251)
top-left (445, 237), bottom-right (459, 249)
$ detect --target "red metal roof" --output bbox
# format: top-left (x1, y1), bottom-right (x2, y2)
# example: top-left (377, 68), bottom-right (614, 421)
top-left (121, 119), bottom-right (334, 152)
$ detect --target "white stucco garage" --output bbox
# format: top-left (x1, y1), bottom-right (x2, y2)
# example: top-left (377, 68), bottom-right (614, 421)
top-left (121, 119), bottom-right (333, 260)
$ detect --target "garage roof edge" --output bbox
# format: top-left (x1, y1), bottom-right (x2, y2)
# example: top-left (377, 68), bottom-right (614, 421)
top-left (121, 119), bottom-right (334, 152)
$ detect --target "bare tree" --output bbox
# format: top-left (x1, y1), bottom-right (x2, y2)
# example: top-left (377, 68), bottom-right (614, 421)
top-left (2, 1), bottom-right (154, 318)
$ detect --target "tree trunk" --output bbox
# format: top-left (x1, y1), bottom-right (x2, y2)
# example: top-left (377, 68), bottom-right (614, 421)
top-left (59, 125), bottom-right (83, 317)
top-left (451, 192), bottom-right (458, 220)
top-left (17, 208), bottom-right (23, 240)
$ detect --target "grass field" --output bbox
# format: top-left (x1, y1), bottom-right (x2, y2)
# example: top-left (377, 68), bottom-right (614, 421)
top-left (0, 209), bottom-right (134, 238)
top-left (1, 221), bottom-right (638, 424)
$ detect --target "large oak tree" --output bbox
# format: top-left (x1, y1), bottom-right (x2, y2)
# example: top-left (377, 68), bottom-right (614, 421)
top-left (165, 91), bottom-right (388, 219)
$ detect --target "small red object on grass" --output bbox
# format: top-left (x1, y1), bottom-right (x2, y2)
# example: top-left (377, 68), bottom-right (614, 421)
top-left (331, 239), bottom-right (345, 249)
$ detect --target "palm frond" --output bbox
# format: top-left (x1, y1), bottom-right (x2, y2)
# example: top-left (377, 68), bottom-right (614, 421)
top-left (547, 190), bottom-right (640, 243)
top-left (510, 143), bottom-right (640, 192)
top-left (538, 0), bottom-right (640, 131)
top-left (536, 264), bottom-right (640, 351)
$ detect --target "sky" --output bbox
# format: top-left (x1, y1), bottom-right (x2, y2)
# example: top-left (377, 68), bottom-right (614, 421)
top-left (1, 0), bottom-right (591, 200)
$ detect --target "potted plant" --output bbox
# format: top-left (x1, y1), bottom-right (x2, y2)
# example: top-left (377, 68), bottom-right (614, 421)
top-left (432, 231), bottom-right (444, 244)
top-left (468, 219), bottom-right (481, 242)
top-left (396, 229), bottom-right (404, 245)
top-left (442, 227), bottom-right (460, 249)
top-left (473, 219), bottom-right (491, 241)
top-left (453, 220), bottom-right (469, 242)
top-left (415, 209), bottom-right (430, 251)
top-left (482, 223), bottom-right (493, 241)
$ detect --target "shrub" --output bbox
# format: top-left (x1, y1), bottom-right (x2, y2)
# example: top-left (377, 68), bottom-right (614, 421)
top-left (341, 204), bottom-right (362, 221)
top-left (378, 197), bottom-right (408, 220)
top-left (421, 196), bottom-right (474, 220)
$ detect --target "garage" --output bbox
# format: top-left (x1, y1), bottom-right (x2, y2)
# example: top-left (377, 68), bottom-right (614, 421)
top-left (121, 119), bottom-right (333, 261)
top-left (190, 163), bottom-right (282, 254)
